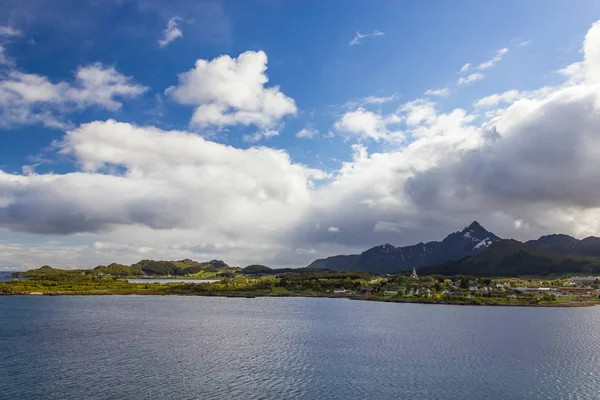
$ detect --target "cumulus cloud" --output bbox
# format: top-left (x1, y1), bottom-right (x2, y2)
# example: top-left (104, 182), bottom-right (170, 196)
top-left (334, 107), bottom-right (403, 141)
top-left (5, 20), bottom-right (600, 269)
top-left (166, 50), bottom-right (297, 130)
top-left (158, 17), bottom-right (183, 48)
top-left (349, 30), bottom-right (384, 46)
top-left (457, 72), bottom-right (485, 85)
top-left (0, 120), bottom-right (325, 236)
top-left (296, 128), bottom-right (318, 139)
top-left (0, 63), bottom-right (147, 128)
top-left (473, 90), bottom-right (521, 108)
top-left (327, 226), bottom-right (340, 233)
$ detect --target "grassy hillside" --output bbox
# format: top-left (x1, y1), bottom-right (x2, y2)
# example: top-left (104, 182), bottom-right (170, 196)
top-left (419, 240), bottom-right (600, 277)
top-left (15, 259), bottom-right (238, 278)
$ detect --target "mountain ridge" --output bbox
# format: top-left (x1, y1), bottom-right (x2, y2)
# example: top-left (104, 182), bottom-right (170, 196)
top-left (307, 221), bottom-right (501, 274)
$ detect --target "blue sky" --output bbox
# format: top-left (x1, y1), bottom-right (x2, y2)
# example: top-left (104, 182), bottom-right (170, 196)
top-left (2, 0), bottom-right (600, 269)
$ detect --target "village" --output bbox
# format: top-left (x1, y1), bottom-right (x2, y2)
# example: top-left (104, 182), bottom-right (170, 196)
top-left (331, 269), bottom-right (600, 302)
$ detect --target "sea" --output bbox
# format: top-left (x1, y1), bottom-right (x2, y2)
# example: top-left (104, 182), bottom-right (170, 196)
top-left (1, 296), bottom-right (599, 400)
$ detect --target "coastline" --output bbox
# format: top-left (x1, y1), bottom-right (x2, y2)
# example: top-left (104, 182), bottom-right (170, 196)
top-left (1, 290), bottom-right (596, 307)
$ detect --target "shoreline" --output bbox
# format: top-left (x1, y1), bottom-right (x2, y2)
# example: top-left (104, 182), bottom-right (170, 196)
top-left (1, 290), bottom-right (597, 308)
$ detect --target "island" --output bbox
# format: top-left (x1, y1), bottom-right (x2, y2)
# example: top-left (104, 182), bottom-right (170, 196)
top-left (2, 259), bottom-right (600, 307)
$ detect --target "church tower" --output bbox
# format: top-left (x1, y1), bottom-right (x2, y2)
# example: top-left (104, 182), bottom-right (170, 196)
top-left (410, 268), bottom-right (419, 280)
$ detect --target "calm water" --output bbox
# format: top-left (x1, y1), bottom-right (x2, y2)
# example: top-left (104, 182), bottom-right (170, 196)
top-left (1, 297), bottom-right (600, 400)
top-left (125, 278), bottom-right (219, 284)
top-left (0, 271), bottom-right (26, 282)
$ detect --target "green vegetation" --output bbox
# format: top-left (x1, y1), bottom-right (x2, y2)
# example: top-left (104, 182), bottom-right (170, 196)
top-left (3, 261), bottom-right (600, 307)
top-left (15, 259), bottom-right (239, 279)
top-left (419, 240), bottom-right (600, 277)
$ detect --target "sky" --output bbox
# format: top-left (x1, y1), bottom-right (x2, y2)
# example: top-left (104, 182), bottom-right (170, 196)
top-left (2, 0), bottom-right (600, 270)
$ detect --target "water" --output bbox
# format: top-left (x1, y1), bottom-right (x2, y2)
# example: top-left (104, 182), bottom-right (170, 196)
top-left (1, 297), bottom-right (600, 400)
top-left (125, 278), bottom-right (219, 284)
top-left (0, 271), bottom-right (26, 282)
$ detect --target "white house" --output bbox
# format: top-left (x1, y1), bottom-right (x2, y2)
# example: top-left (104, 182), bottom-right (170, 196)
top-left (333, 288), bottom-right (347, 294)
top-left (384, 290), bottom-right (398, 296)
top-left (571, 276), bottom-right (598, 284)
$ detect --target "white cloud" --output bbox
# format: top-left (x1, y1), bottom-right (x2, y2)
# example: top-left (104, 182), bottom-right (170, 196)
top-left (459, 63), bottom-right (471, 73)
top-left (166, 50), bottom-right (297, 130)
top-left (334, 107), bottom-right (403, 141)
top-left (327, 226), bottom-right (340, 233)
top-left (520, 40), bottom-right (532, 47)
top-left (242, 129), bottom-right (278, 143)
top-left (0, 119), bottom-right (324, 233)
top-left (0, 45), bottom-right (13, 66)
top-left (0, 63), bottom-right (147, 128)
top-left (343, 93), bottom-right (398, 109)
top-left (478, 48), bottom-right (509, 70)
top-left (457, 72), bottom-right (485, 85)
top-left (0, 26), bottom-right (22, 37)
top-left (361, 93), bottom-right (398, 104)
top-left (473, 90), bottom-right (521, 108)
top-left (6, 21), bottom-right (600, 269)
top-left (349, 30), bottom-right (384, 46)
top-left (424, 88), bottom-right (449, 97)
top-left (296, 128), bottom-right (318, 139)
top-left (398, 99), bottom-right (438, 126)
top-left (158, 17), bottom-right (183, 48)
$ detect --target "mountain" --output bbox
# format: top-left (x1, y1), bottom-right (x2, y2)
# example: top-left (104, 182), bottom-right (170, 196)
top-left (526, 234), bottom-right (600, 257)
top-left (306, 221), bottom-right (501, 274)
top-left (419, 239), bottom-right (600, 277)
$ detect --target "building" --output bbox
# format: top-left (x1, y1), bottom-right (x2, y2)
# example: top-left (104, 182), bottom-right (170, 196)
top-left (333, 288), bottom-right (347, 294)
top-left (570, 276), bottom-right (598, 284)
top-left (410, 268), bottom-right (419, 280)
top-left (384, 290), bottom-right (398, 296)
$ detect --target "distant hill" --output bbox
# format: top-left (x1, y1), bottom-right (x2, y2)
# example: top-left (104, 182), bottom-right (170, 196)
top-left (526, 234), bottom-right (600, 257)
top-left (419, 239), bottom-right (600, 277)
top-left (307, 221), bottom-right (501, 274)
top-left (15, 259), bottom-right (238, 278)
top-left (241, 264), bottom-right (333, 275)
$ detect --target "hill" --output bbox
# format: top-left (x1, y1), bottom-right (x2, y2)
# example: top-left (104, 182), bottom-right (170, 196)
top-left (526, 234), bottom-right (600, 257)
top-left (306, 221), bottom-right (501, 274)
top-left (419, 239), bottom-right (600, 277)
top-left (14, 259), bottom-right (237, 278)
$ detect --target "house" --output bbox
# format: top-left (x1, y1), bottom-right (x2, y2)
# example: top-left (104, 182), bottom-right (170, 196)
top-left (407, 288), bottom-right (415, 296)
top-left (391, 285), bottom-right (406, 292)
top-left (468, 286), bottom-right (479, 291)
top-left (424, 289), bottom-right (432, 297)
top-left (570, 276), bottom-right (598, 284)
top-left (333, 288), bottom-right (347, 294)
top-left (384, 290), bottom-right (398, 296)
